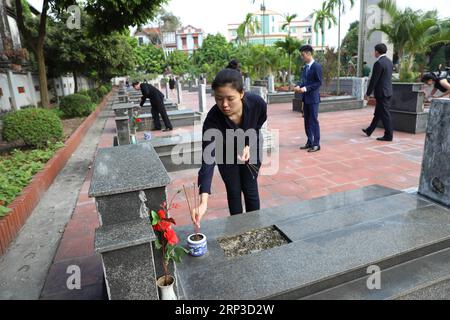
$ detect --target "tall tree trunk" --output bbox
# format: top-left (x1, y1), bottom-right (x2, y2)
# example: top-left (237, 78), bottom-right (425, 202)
top-left (398, 49), bottom-right (404, 80)
top-left (36, 46), bottom-right (50, 108)
top-left (288, 53), bottom-right (292, 89)
top-left (337, 3), bottom-right (342, 95)
top-left (73, 70), bottom-right (78, 93)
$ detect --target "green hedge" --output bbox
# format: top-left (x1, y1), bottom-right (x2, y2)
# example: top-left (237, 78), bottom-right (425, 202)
top-left (97, 85), bottom-right (109, 97)
top-left (2, 108), bottom-right (63, 148)
top-left (59, 94), bottom-right (94, 118)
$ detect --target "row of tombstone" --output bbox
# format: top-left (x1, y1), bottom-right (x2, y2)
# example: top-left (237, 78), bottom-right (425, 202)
top-left (90, 82), bottom-right (274, 300)
top-left (92, 86), bottom-right (450, 300)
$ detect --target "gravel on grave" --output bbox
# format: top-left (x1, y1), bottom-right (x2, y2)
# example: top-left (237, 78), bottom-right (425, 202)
top-left (217, 226), bottom-right (289, 258)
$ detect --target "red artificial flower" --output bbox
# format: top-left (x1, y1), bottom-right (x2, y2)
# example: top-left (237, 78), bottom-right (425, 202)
top-left (164, 228), bottom-right (179, 245)
top-left (158, 209), bottom-right (166, 219)
top-left (153, 220), bottom-right (171, 232)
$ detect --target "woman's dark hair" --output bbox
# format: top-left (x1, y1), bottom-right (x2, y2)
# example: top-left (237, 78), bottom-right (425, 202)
top-left (212, 68), bottom-right (244, 93)
top-left (226, 59), bottom-right (241, 71)
top-left (421, 73), bottom-right (438, 83)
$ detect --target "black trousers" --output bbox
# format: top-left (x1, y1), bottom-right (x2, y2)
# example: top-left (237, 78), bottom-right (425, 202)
top-left (152, 102), bottom-right (173, 130)
top-left (366, 96), bottom-right (393, 139)
top-left (218, 164), bottom-right (261, 215)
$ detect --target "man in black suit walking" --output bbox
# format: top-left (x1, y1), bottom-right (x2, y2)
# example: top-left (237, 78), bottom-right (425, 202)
top-left (363, 43), bottom-right (394, 142)
top-left (133, 81), bottom-right (173, 132)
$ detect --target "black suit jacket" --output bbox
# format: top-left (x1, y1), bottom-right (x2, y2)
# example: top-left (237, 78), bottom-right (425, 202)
top-left (140, 83), bottom-right (165, 107)
top-left (366, 56), bottom-right (393, 98)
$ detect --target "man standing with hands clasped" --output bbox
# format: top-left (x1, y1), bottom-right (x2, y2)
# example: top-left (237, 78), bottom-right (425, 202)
top-left (363, 43), bottom-right (394, 142)
top-left (294, 45), bottom-right (323, 153)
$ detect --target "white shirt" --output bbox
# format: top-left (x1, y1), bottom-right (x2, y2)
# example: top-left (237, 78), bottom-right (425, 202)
top-left (302, 60), bottom-right (315, 92)
top-left (377, 54), bottom-right (387, 61)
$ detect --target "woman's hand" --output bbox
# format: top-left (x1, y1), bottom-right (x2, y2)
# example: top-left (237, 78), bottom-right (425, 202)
top-left (191, 194), bottom-right (209, 228)
top-left (238, 146), bottom-right (250, 162)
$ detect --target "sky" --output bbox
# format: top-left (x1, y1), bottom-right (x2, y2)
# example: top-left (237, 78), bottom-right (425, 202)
top-left (28, 0), bottom-right (450, 47)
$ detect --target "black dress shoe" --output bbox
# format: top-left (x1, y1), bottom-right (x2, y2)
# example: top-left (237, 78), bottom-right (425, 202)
top-left (162, 128), bottom-right (173, 132)
top-left (300, 144), bottom-right (312, 150)
top-left (362, 129), bottom-right (371, 137)
top-left (151, 128), bottom-right (162, 131)
top-left (376, 136), bottom-right (393, 142)
top-left (308, 146), bottom-right (321, 153)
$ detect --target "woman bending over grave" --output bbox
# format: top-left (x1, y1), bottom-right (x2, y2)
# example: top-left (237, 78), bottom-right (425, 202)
top-left (421, 72), bottom-right (450, 101)
top-left (191, 68), bottom-right (267, 227)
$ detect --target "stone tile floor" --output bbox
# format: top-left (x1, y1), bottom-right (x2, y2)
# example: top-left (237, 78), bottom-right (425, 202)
top-left (40, 89), bottom-right (425, 299)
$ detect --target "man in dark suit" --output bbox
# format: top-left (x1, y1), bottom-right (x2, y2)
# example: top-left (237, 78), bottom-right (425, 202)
top-left (363, 43), bottom-right (394, 141)
top-left (133, 81), bottom-right (173, 132)
top-left (294, 45), bottom-right (323, 152)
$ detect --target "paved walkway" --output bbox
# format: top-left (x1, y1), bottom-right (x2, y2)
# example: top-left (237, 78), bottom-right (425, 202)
top-left (38, 89), bottom-right (425, 299)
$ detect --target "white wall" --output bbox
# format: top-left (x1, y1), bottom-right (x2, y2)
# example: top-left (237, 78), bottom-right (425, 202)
top-left (1, 72), bottom-right (99, 112)
top-left (0, 73), bottom-right (12, 112)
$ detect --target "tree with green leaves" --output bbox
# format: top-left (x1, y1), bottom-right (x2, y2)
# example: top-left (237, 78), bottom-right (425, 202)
top-left (14, 0), bottom-right (167, 107)
top-left (237, 13), bottom-right (260, 44)
top-left (324, 0), bottom-right (355, 94)
top-left (310, 2), bottom-right (337, 47)
top-left (192, 34), bottom-right (232, 81)
top-left (340, 21), bottom-right (359, 76)
top-left (369, 0), bottom-right (450, 81)
top-left (135, 44), bottom-right (166, 74)
top-left (166, 50), bottom-right (190, 76)
top-left (282, 13), bottom-right (298, 37)
top-left (275, 37), bottom-right (304, 87)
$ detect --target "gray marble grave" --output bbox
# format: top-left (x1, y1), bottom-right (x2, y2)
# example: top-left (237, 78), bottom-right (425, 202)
top-left (115, 116), bottom-right (131, 146)
top-left (198, 84), bottom-right (207, 113)
top-left (419, 98), bottom-right (450, 207)
top-left (175, 185), bottom-right (450, 299)
top-left (89, 143), bottom-right (171, 300)
top-left (150, 131), bottom-right (202, 172)
top-left (137, 110), bottom-right (202, 131)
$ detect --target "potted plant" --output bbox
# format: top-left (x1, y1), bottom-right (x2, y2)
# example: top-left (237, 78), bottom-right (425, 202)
top-left (150, 192), bottom-right (189, 300)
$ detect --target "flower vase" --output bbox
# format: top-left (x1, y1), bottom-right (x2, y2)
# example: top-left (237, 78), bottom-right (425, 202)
top-left (156, 275), bottom-right (177, 300)
top-left (130, 134), bottom-right (137, 145)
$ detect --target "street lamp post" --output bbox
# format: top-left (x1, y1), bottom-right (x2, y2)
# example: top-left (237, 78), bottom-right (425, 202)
top-left (261, 1), bottom-right (266, 46)
top-left (357, 0), bottom-right (368, 77)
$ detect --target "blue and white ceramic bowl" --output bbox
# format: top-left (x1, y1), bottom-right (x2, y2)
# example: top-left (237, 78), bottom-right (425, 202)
top-left (187, 233), bottom-right (207, 257)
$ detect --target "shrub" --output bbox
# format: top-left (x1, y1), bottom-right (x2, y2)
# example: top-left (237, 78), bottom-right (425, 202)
top-left (97, 85), bottom-right (109, 98)
top-left (2, 108), bottom-right (63, 147)
top-left (59, 93), bottom-right (94, 118)
top-left (87, 89), bottom-right (101, 103)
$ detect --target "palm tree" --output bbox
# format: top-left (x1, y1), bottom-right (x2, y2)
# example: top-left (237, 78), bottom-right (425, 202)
top-left (325, 0), bottom-right (355, 94)
top-left (237, 13), bottom-right (260, 44)
top-left (310, 2), bottom-right (337, 48)
top-left (275, 37), bottom-right (304, 87)
top-left (282, 13), bottom-right (298, 37)
top-left (369, 0), bottom-right (450, 80)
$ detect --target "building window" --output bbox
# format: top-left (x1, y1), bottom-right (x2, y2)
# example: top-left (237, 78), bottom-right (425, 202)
top-left (0, 88), bottom-right (3, 96)
top-left (35, 86), bottom-right (39, 91)
top-left (182, 37), bottom-right (187, 48)
top-left (138, 36), bottom-right (144, 45)
top-left (18, 87), bottom-right (25, 93)
top-left (290, 27), bottom-right (296, 33)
